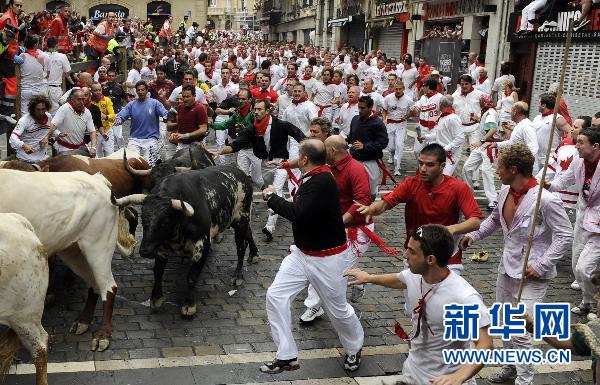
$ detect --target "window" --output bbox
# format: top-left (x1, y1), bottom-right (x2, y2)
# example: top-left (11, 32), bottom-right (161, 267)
top-left (209, 0), bottom-right (217, 7)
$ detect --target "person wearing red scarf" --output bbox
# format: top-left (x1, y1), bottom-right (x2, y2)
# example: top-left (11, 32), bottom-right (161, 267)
top-left (9, 94), bottom-right (53, 162)
top-left (464, 143), bottom-right (573, 385)
top-left (474, 67), bottom-right (492, 95)
top-left (274, 63), bottom-right (299, 94)
top-left (47, 5), bottom-right (72, 54)
top-left (336, 86), bottom-right (360, 138)
top-left (413, 79), bottom-right (444, 156)
top-left (452, 74), bottom-right (485, 153)
top-left (259, 138), bottom-right (365, 374)
top-left (383, 82), bottom-right (413, 176)
top-left (359, 78), bottom-right (384, 113)
top-left (462, 93), bottom-right (501, 210)
top-left (531, 93), bottom-right (573, 170)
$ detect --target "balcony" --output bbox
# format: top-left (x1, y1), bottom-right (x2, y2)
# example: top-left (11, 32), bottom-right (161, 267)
top-left (263, 0), bottom-right (282, 13)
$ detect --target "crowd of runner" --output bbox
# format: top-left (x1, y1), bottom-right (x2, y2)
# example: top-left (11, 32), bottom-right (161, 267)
top-left (2, 1), bottom-right (600, 384)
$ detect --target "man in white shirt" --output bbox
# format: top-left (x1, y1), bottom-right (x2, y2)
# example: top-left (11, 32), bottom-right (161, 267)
top-left (46, 89), bottom-right (96, 156)
top-left (209, 67), bottom-right (239, 164)
top-left (493, 102), bottom-right (539, 172)
top-left (336, 86), bottom-right (360, 139)
top-left (311, 67), bottom-right (340, 121)
top-left (198, 61), bottom-right (220, 86)
top-left (401, 57), bottom-right (419, 100)
top-left (474, 67), bottom-right (492, 95)
top-left (299, 66), bottom-right (317, 99)
top-left (140, 57), bottom-right (157, 83)
top-left (453, 74), bottom-right (485, 150)
top-left (360, 78), bottom-right (384, 113)
top-left (276, 79), bottom-right (294, 120)
top-left (411, 79), bottom-right (445, 157)
top-left (9, 95), bottom-right (53, 162)
top-left (45, 37), bottom-right (71, 115)
top-left (168, 70), bottom-right (208, 108)
top-left (274, 63), bottom-right (298, 95)
top-left (383, 82), bottom-right (413, 176)
top-left (125, 57), bottom-right (143, 101)
top-left (420, 96), bottom-right (465, 176)
top-left (531, 93), bottom-right (572, 169)
top-left (346, 224), bottom-right (492, 385)
top-left (491, 63), bottom-right (516, 101)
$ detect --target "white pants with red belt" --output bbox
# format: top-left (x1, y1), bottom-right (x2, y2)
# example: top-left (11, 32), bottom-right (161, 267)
top-left (442, 145), bottom-right (463, 176)
top-left (386, 122), bottom-right (406, 172)
top-left (304, 224), bottom-right (374, 309)
top-left (266, 245), bottom-right (364, 360)
top-left (462, 145), bottom-right (498, 204)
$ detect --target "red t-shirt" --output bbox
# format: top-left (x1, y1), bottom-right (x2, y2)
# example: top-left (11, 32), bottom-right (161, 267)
top-left (383, 175), bottom-right (483, 263)
top-left (177, 102), bottom-right (208, 143)
top-left (330, 153), bottom-right (373, 227)
top-left (251, 87), bottom-right (279, 103)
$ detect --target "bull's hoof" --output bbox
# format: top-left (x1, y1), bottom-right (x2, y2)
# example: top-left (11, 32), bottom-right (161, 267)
top-left (214, 232), bottom-right (224, 244)
top-left (70, 321), bottom-right (90, 335)
top-left (230, 277), bottom-right (245, 286)
top-left (247, 254), bottom-right (258, 265)
top-left (91, 337), bottom-right (110, 352)
top-left (180, 304), bottom-right (197, 319)
top-left (150, 296), bottom-right (165, 312)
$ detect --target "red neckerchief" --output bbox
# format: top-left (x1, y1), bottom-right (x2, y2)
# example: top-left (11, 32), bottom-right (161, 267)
top-left (34, 114), bottom-right (48, 125)
top-left (292, 96), bottom-right (308, 105)
top-left (509, 176), bottom-right (538, 205)
top-left (244, 73), bottom-right (256, 82)
top-left (301, 74), bottom-right (311, 80)
top-left (25, 49), bottom-right (39, 58)
top-left (542, 110), bottom-right (553, 117)
top-left (426, 90), bottom-right (439, 98)
top-left (99, 74), bottom-right (108, 82)
top-left (299, 165), bottom-right (332, 184)
top-left (352, 64), bottom-right (358, 70)
top-left (584, 155), bottom-right (600, 180)
top-left (411, 269), bottom-right (451, 339)
top-left (461, 86), bottom-right (474, 96)
top-left (360, 110), bottom-right (378, 122)
top-left (239, 104), bottom-right (251, 118)
top-left (404, 64), bottom-right (411, 71)
top-left (69, 100), bottom-right (85, 115)
top-left (253, 115), bottom-right (270, 137)
top-left (347, 98), bottom-right (359, 106)
top-left (504, 89), bottom-right (512, 97)
top-left (438, 107), bottom-right (455, 120)
top-left (205, 70), bottom-right (213, 79)
top-left (383, 65), bottom-right (392, 72)
top-left (283, 76), bottom-right (298, 84)
top-left (478, 76), bottom-right (488, 84)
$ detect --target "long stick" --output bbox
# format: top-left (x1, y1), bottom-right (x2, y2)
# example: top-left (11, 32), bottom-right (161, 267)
top-left (516, 20), bottom-right (574, 303)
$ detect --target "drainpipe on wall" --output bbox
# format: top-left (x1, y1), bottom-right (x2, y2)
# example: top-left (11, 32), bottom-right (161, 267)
top-left (493, 0), bottom-right (508, 79)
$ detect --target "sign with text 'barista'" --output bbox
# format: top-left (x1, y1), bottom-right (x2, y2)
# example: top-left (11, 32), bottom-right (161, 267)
top-left (89, 4), bottom-right (129, 20)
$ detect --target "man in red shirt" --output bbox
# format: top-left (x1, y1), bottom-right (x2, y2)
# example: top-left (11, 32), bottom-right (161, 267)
top-left (357, 143), bottom-right (482, 272)
top-left (167, 84), bottom-right (208, 150)
top-left (47, 4), bottom-right (72, 54)
top-left (251, 71), bottom-right (278, 104)
top-left (299, 134), bottom-right (374, 323)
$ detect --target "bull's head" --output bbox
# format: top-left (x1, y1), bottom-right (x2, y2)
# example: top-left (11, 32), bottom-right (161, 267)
top-left (113, 194), bottom-right (194, 259)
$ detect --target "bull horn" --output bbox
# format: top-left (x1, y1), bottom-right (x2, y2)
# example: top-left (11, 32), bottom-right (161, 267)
top-left (123, 148), bottom-right (151, 176)
top-left (189, 147), bottom-right (199, 170)
top-left (171, 199), bottom-right (194, 217)
top-left (175, 166), bottom-right (192, 172)
top-left (31, 164), bottom-right (42, 171)
top-left (113, 194), bottom-right (147, 207)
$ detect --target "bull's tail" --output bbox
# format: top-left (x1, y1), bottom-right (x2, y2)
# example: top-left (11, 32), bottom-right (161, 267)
top-left (0, 329), bottom-right (21, 379)
top-left (117, 209), bottom-right (137, 258)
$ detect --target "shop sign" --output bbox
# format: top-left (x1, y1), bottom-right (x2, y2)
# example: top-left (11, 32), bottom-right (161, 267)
top-left (423, 0), bottom-right (486, 20)
top-left (89, 4), bottom-right (129, 20)
top-left (507, 5), bottom-right (600, 42)
top-left (374, 1), bottom-right (408, 18)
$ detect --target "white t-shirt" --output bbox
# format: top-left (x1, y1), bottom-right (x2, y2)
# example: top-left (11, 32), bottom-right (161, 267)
top-left (168, 86), bottom-right (207, 105)
top-left (20, 51), bottom-right (48, 91)
top-left (492, 74), bottom-right (516, 93)
top-left (398, 270), bottom-right (490, 385)
top-left (126, 68), bottom-right (141, 96)
top-left (46, 51), bottom-right (71, 86)
top-left (51, 103), bottom-right (95, 148)
top-left (140, 66), bottom-right (157, 84)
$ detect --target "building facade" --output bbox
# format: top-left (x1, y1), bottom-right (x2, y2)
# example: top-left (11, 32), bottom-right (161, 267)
top-left (34, 0), bottom-right (258, 32)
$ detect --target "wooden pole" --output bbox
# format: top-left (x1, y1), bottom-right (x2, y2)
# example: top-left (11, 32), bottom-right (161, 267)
top-left (516, 20), bottom-right (574, 303)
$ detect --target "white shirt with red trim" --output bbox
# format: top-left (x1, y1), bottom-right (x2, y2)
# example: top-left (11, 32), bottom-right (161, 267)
top-left (416, 92), bottom-right (444, 131)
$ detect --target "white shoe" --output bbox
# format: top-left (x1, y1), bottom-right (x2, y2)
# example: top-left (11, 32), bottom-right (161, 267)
top-left (571, 280), bottom-right (581, 290)
top-left (541, 20), bottom-right (558, 29)
top-left (588, 312), bottom-right (598, 321)
top-left (387, 155), bottom-right (394, 164)
top-left (300, 307), bottom-right (324, 323)
top-left (393, 169), bottom-right (401, 177)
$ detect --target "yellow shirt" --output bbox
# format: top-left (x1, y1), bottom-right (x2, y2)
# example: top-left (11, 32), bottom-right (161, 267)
top-left (91, 96), bottom-right (115, 132)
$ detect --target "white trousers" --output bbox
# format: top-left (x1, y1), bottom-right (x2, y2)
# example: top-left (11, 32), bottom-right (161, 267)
top-left (360, 160), bottom-right (381, 196)
top-left (462, 146), bottom-right (498, 204)
top-left (127, 138), bottom-right (161, 167)
top-left (520, 0), bottom-right (547, 30)
top-left (21, 87), bottom-right (48, 116)
top-left (443, 146), bottom-right (463, 176)
top-left (112, 125), bottom-right (124, 150)
top-left (48, 86), bottom-right (63, 115)
top-left (266, 245), bottom-right (364, 360)
top-left (386, 123), bottom-right (406, 172)
top-left (304, 224), bottom-right (373, 309)
top-left (96, 130), bottom-right (114, 158)
top-left (287, 139), bottom-right (301, 195)
top-left (265, 166), bottom-right (289, 234)
top-left (496, 273), bottom-right (548, 385)
top-left (572, 212), bottom-right (600, 305)
top-left (215, 130), bottom-right (228, 165)
top-left (237, 148), bottom-right (264, 188)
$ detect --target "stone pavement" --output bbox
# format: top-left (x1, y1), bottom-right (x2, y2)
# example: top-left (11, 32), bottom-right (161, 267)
top-left (3, 127), bottom-right (592, 384)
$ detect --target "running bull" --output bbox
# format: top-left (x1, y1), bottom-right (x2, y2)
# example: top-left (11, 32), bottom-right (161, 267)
top-left (113, 166), bottom-right (258, 317)
top-left (0, 170), bottom-right (136, 352)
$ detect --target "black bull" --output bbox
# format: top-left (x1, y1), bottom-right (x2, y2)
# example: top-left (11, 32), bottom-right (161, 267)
top-left (114, 166), bottom-right (258, 317)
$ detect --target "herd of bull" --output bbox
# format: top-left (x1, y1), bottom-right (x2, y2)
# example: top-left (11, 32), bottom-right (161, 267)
top-left (0, 145), bottom-right (259, 385)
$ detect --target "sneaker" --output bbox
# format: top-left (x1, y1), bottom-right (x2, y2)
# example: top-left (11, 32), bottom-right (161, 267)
top-left (486, 201), bottom-right (498, 211)
top-left (574, 18), bottom-right (590, 31)
top-left (572, 302), bottom-right (594, 315)
top-left (541, 20), bottom-right (558, 29)
top-left (262, 227), bottom-right (273, 242)
top-left (473, 183), bottom-right (481, 190)
top-left (571, 280), bottom-right (581, 290)
top-left (344, 349), bottom-right (361, 371)
top-left (387, 155), bottom-right (394, 164)
top-left (300, 306), bottom-right (324, 323)
top-left (488, 365), bottom-right (517, 383)
top-left (259, 357), bottom-right (300, 374)
top-left (350, 284), bottom-right (365, 303)
top-left (393, 169), bottom-right (401, 177)
top-left (588, 312), bottom-right (599, 321)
